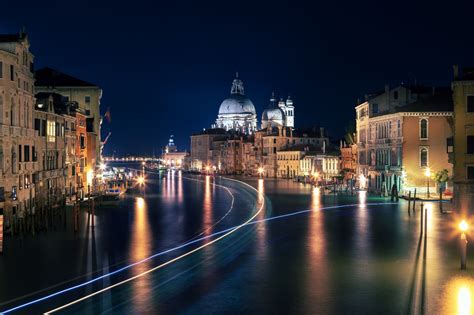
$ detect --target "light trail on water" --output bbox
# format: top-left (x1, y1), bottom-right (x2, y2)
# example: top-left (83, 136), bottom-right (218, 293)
top-left (0, 173), bottom-right (396, 314)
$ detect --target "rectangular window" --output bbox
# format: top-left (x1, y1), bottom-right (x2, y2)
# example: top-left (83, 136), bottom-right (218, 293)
top-left (47, 120), bottom-right (56, 142)
top-left (85, 96), bottom-right (91, 103)
top-left (24, 145), bottom-right (30, 162)
top-left (41, 119), bottom-right (46, 136)
top-left (34, 118), bottom-right (41, 131)
top-left (468, 136), bottom-right (474, 154)
top-left (468, 96), bottom-right (474, 113)
top-left (80, 134), bottom-right (85, 149)
top-left (32, 146), bottom-right (37, 162)
top-left (10, 65), bottom-right (14, 81)
top-left (0, 61), bottom-right (2, 78)
top-left (18, 145), bottom-right (22, 162)
top-left (468, 166), bottom-right (474, 180)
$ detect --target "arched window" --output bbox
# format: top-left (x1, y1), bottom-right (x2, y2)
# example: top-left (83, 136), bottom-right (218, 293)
top-left (420, 119), bottom-right (428, 139)
top-left (420, 148), bottom-right (428, 167)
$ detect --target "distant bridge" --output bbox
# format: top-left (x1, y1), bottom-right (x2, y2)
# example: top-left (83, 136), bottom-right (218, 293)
top-left (103, 156), bottom-right (162, 162)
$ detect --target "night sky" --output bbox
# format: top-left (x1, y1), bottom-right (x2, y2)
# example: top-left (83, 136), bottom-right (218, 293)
top-left (2, 0), bottom-right (473, 155)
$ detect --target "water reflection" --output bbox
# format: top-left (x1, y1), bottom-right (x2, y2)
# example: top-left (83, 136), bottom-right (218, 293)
top-left (255, 179), bottom-right (267, 262)
top-left (129, 197), bottom-right (152, 312)
top-left (458, 286), bottom-right (472, 315)
top-left (203, 176), bottom-right (213, 236)
top-left (441, 277), bottom-right (474, 315)
top-left (304, 185), bottom-right (330, 312)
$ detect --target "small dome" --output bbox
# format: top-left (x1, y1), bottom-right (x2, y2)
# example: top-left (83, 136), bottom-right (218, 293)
top-left (218, 94), bottom-right (256, 115)
top-left (262, 107), bottom-right (285, 121)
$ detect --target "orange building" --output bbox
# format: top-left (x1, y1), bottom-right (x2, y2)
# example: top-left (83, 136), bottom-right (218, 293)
top-left (356, 86), bottom-right (453, 195)
top-left (75, 110), bottom-right (87, 197)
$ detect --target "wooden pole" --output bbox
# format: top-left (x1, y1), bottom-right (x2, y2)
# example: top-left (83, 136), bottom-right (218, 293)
top-left (408, 191), bottom-right (411, 214)
top-left (440, 187), bottom-right (443, 213)
top-left (412, 189), bottom-right (417, 212)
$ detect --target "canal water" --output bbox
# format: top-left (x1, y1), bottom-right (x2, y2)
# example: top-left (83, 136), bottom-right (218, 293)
top-left (0, 170), bottom-right (473, 314)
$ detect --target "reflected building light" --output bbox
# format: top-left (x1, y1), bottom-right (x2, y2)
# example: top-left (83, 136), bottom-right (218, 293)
top-left (358, 174), bottom-right (367, 190)
top-left (312, 187), bottom-right (321, 210)
top-left (358, 190), bottom-right (367, 206)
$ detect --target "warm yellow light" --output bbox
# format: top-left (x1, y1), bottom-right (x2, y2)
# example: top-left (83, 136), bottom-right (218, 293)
top-left (136, 197), bottom-right (145, 209)
top-left (425, 168), bottom-right (431, 178)
top-left (313, 172), bottom-right (319, 178)
top-left (460, 220), bottom-right (469, 232)
top-left (458, 286), bottom-right (472, 315)
top-left (205, 165), bottom-right (211, 171)
top-left (137, 176), bottom-right (145, 185)
top-left (142, 161), bottom-right (146, 166)
top-left (99, 163), bottom-right (107, 171)
top-left (86, 169), bottom-right (94, 187)
top-left (258, 167), bottom-right (264, 174)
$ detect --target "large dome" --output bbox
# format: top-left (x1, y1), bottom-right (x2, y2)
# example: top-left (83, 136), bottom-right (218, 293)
top-left (219, 94), bottom-right (256, 115)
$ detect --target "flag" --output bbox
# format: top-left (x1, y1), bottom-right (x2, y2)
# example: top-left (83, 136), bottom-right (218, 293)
top-left (104, 107), bottom-right (111, 123)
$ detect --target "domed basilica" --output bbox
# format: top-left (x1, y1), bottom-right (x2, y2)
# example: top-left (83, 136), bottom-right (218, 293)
top-left (215, 74), bottom-right (295, 134)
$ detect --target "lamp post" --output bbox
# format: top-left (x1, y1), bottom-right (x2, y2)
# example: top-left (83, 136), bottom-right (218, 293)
top-left (205, 165), bottom-right (211, 175)
top-left (258, 167), bottom-right (264, 178)
top-left (460, 220), bottom-right (469, 270)
top-left (424, 168), bottom-right (431, 198)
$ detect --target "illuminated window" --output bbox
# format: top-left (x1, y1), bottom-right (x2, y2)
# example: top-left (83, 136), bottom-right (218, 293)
top-left (420, 148), bottom-right (428, 167)
top-left (420, 119), bottom-right (428, 139)
top-left (47, 120), bottom-right (56, 142)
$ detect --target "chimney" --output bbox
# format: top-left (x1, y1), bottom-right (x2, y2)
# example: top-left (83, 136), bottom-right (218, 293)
top-left (453, 64), bottom-right (459, 80)
top-left (320, 127), bottom-right (324, 138)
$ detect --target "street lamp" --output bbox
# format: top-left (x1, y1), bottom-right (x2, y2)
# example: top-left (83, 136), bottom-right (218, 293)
top-left (205, 165), bottom-right (211, 175)
top-left (425, 167), bottom-right (431, 198)
top-left (99, 163), bottom-right (107, 171)
top-left (258, 167), bottom-right (264, 178)
top-left (459, 220), bottom-right (469, 270)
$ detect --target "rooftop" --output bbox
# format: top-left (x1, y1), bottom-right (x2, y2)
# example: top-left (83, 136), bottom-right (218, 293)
top-left (35, 67), bottom-right (98, 87)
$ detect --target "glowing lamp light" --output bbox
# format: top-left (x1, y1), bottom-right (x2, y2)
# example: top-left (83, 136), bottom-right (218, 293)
top-left (137, 176), bottom-right (145, 185)
top-left (425, 168), bottom-right (431, 178)
top-left (99, 163), bottom-right (107, 171)
top-left (460, 220), bottom-right (469, 233)
top-left (205, 165), bottom-right (211, 171)
top-left (258, 167), bottom-right (264, 175)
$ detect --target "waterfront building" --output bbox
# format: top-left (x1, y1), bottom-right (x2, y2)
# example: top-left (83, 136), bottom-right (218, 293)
top-left (215, 74), bottom-right (257, 134)
top-left (356, 85), bottom-right (453, 195)
top-left (0, 32), bottom-right (37, 228)
top-left (162, 135), bottom-right (187, 169)
top-left (75, 109), bottom-right (88, 198)
top-left (190, 128), bottom-right (228, 171)
top-left (277, 147), bottom-right (307, 178)
top-left (35, 67), bottom-right (102, 167)
top-left (340, 141), bottom-right (357, 182)
top-left (34, 93), bottom-right (71, 207)
top-left (255, 126), bottom-right (328, 177)
top-left (452, 66), bottom-right (474, 213)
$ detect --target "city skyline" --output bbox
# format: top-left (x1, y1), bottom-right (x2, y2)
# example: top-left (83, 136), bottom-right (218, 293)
top-left (2, 0), bottom-right (474, 154)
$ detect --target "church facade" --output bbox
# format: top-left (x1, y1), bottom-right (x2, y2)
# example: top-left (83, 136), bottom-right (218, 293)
top-left (215, 74), bottom-right (295, 133)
